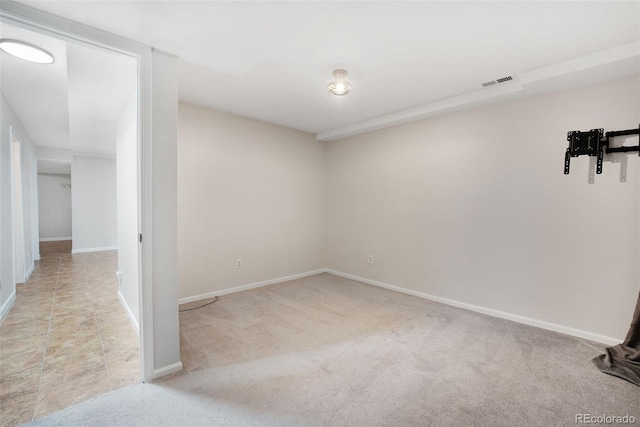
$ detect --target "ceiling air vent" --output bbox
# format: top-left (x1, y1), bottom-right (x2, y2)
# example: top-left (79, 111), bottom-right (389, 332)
top-left (481, 74), bottom-right (517, 88)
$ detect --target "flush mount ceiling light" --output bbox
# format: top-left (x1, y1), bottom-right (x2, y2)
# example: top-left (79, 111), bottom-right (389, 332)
top-left (0, 39), bottom-right (55, 64)
top-left (327, 69), bottom-right (352, 96)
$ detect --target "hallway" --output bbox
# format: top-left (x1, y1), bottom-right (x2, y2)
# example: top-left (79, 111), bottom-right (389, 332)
top-left (0, 243), bottom-right (139, 427)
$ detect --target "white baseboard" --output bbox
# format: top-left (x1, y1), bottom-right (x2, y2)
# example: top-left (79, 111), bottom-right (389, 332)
top-left (117, 290), bottom-right (140, 335)
top-left (71, 245), bottom-right (118, 254)
top-left (178, 269), bottom-right (326, 304)
top-left (177, 267), bottom-right (622, 346)
top-left (153, 361), bottom-right (183, 380)
top-left (39, 237), bottom-right (72, 242)
top-left (0, 291), bottom-right (17, 321)
top-left (325, 269), bottom-right (623, 346)
top-left (24, 262), bottom-right (35, 282)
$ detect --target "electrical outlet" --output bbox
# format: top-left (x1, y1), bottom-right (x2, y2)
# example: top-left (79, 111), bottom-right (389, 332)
top-left (236, 259), bottom-right (243, 269)
top-left (51, 225), bottom-right (56, 232)
top-left (368, 255), bottom-right (374, 265)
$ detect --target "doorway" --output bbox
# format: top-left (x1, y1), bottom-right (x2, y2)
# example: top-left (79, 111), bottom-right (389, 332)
top-left (0, 6), bottom-right (153, 425)
top-left (1, 0), bottom-right (169, 391)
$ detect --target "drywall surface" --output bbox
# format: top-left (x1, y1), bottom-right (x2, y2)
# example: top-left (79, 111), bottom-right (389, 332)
top-left (325, 73), bottom-right (640, 341)
top-left (16, 115), bottom-right (37, 282)
top-left (177, 103), bottom-right (325, 299)
top-left (151, 50), bottom-right (180, 371)
top-left (1, 92), bottom-right (39, 314)
top-left (0, 94), bottom-right (17, 313)
top-left (37, 173), bottom-right (72, 240)
top-left (116, 93), bottom-right (139, 328)
top-left (29, 152), bottom-right (39, 263)
top-left (71, 155), bottom-right (117, 252)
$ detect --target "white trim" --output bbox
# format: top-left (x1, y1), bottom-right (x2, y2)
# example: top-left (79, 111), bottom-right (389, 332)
top-left (118, 290), bottom-right (140, 335)
top-left (1, 1), bottom-right (154, 384)
top-left (153, 362), bottom-right (183, 380)
top-left (316, 42), bottom-right (640, 142)
top-left (325, 269), bottom-right (623, 346)
top-left (10, 127), bottom-right (26, 285)
top-left (72, 149), bottom-right (116, 160)
top-left (180, 268), bottom-right (623, 345)
top-left (520, 41), bottom-right (640, 86)
top-left (178, 269), bottom-right (327, 304)
top-left (0, 291), bottom-right (17, 321)
top-left (24, 262), bottom-right (34, 282)
top-left (139, 47), bottom-right (154, 384)
top-left (71, 246), bottom-right (118, 254)
top-left (317, 82), bottom-right (522, 141)
top-left (30, 150), bottom-right (40, 273)
top-left (39, 237), bottom-right (72, 242)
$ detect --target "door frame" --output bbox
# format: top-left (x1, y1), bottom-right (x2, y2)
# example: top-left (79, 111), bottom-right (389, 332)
top-left (29, 149), bottom-right (39, 263)
top-left (9, 126), bottom-right (25, 285)
top-left (0, 2), bottom-right (155, 382)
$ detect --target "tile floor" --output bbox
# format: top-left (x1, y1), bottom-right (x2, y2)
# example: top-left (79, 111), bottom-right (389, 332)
top-left (0, 242), bottom-right (139, 427)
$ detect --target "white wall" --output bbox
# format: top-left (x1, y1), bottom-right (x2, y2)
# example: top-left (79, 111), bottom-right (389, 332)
top-left (151, 50), bottom-right (180, 373)
top-left (17, 117), bottom-right (37, 281)
top-left (0, 94), bottom-right (15, 317)
top-left (325, 74), bottom-right (640, 342)
top-left (30, 152), bottom-right (40, 262)
top-left (37, 173), bottom-right (72, 240)
top-left (177, 103), bottom-right (326, 300)
top-left (1, 92), bottom-right (38, 317)
top-left (116, 94), bottom-right (139, 329)
top-left (71, 155), bottom-right (117, 253)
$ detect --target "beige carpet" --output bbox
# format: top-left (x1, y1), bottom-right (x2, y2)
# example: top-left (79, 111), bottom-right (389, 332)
top-left (28, 273), bottom-right (640, 426)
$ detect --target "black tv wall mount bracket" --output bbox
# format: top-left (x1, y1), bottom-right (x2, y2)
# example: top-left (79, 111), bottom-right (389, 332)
top-left (564, 124), bottom-right (640, 175)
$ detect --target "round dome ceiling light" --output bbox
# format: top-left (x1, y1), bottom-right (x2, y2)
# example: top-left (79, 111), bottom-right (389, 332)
top-left (0, 39), bottom-right (55, 64)
top-left (327, 69), bottom-right (352, 96)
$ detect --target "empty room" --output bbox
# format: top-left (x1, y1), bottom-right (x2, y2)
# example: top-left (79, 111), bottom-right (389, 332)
top-left (1, 1), bottom-right (639, 426)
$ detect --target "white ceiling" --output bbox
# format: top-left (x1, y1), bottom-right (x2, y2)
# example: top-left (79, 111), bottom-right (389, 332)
top-left (0, 22), bottom-right (136, 156)
top-left (0, 25), bottom-right (70, 149)
top-left (9, 1), bottom-right (640, 141)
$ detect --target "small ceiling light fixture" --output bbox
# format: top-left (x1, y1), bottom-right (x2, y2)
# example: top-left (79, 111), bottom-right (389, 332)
top-left (0, 39), bottom-right (54, 64)
top-left (327, 69), bottom-right (352, 96)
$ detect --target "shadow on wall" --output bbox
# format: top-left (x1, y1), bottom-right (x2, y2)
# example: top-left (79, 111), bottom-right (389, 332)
top-left (587, 152), bottom-right (634, 184)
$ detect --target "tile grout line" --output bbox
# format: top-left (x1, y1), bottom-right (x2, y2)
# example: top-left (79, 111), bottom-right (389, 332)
top-left (92, 292), bottom-right (114, 392)
top-left (31, 253), bottom-right (63, 422)
top-left (1, 248), bottom-right (136, 425)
